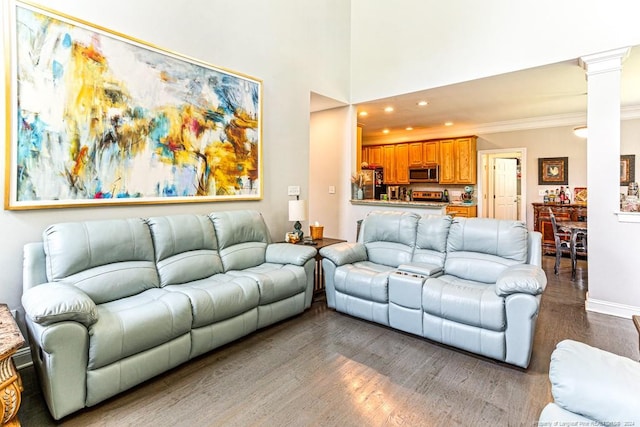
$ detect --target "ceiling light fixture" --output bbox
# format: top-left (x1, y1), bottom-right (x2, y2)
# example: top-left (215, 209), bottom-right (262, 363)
top-left (382, 129), bottom-right (390, 134)
top-left (384, 106), bottom-right (394, 113)
top-left (444, 121), bottom-right (454, 126)
top-left (417, 100), bottom-right (428, 106)
top-left (405, 127), bottom-right (414, 131)
top-left (573, 126), bottom-right (588, 138)
top-left (358, 111), bottom-right (368, 117)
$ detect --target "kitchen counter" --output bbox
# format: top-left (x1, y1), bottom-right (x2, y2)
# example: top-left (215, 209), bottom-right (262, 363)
top-left (350, 199), bottom-right (448, 208)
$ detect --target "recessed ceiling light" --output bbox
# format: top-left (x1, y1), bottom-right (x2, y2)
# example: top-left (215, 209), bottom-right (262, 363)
top-left (417, 101), bottom-right (428, 106)
top-left (382, 129), bottom-right (390, 134)
top-left (444, 121), bottom-right (454, 126)
top-left (405, 127), bottom-right (414, 131)
top-left (359, 111), bottom-right (368, 117)
top-left (384, 106), bottom-right (394, 113)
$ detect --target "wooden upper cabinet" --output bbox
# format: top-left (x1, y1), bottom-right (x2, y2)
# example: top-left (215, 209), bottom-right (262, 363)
top-left (439, 137), bottom-right (476, 184)
top-left (395, 144), bottom-right (409, 184)
top-left (455, 137), bottom-right (477, 184)
top-left (369, 146), bottom-right (383, 166)
top-left (382, 145), bottom-right (396, 184)
top-left (408, 143), bottom-right (423, 167)
top-left (439, 139), bottom-right (455, 184)
top-left (423, 141), bottom-right (439, 164)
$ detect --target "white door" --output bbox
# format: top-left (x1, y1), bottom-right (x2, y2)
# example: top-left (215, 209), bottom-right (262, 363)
top-left (494, 158), bottom-right (518, 220)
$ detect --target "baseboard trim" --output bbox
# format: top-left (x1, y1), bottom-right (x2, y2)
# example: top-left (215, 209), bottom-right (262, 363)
top-left (13, 347), bottom-right (32, 370)
top-left (585, 292), bottom-right (640, 319)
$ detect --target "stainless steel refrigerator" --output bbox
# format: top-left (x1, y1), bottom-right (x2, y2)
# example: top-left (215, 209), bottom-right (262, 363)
top-left (362, 168), bottom-right (386, 200)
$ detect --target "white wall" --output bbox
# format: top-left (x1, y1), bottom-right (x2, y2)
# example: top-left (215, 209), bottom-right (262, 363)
top-left (350, 0), bottom-right (640, 103)
top-left (0, 0), bottom-right (351, 323)
top-left (309, 107), bottom-right (352, 238)
top-left (478, 126), bottom-right (589, 229)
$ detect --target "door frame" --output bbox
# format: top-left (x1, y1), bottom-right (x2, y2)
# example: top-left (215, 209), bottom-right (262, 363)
top-left (477, 148), bottom-right (527, 224)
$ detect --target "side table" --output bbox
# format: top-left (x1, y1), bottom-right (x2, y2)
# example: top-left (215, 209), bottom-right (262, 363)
top-left (0, 304), bottom-right (25, 426)
top-left (299, 238), bottom-right (346, 298)
top-left (633, 315), bottom-right (640, 360)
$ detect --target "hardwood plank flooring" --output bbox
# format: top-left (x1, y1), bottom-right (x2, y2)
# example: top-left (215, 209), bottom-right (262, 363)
top-left (17, 256), bottom-right (639, 426)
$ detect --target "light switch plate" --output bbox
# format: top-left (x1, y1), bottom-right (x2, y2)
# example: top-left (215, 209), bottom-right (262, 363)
top-left (287, 186), bottom-right (300, 196)
top-left (329, 186), bottom-right (336, 194)
top-left (538, 189), bottom-right (546, 196)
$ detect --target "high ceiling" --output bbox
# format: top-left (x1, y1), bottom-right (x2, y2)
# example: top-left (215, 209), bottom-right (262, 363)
top-left (312, 46), bottom-right (640, 144)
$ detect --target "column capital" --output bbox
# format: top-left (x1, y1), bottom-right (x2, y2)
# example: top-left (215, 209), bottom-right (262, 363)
top-left (579, 47), bottom-right (631, 76)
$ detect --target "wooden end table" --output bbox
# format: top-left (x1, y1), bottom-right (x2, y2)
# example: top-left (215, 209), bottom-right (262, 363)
top-left (0, 304), bottom-right (25, 426)
top-left (297, 237), bottom-right (346, 298)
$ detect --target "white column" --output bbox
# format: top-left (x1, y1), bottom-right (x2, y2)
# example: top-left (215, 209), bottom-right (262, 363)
top-left (580, 48), bottom-right (631, 315)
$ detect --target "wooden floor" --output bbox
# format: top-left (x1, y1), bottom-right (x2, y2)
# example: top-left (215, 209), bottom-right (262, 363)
top-left (17, 255), bottom-right (639, 426)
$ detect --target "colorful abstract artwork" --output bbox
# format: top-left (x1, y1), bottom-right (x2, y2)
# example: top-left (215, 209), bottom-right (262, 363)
top-left (5, 1), bottom-right (262, 209)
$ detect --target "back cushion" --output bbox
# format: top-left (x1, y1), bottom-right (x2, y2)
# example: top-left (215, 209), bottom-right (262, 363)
top-left (412, 214), bottom-right (452, 267)
top-left (361, 211), bottom-right (419, 267)
top-left (43, 218), bottom-right (158, 304)
top-left (445, 218), bottom-right (528, 283)
top-left (147, 214), bottom-right (224, 286)
top-left (209, 210), bottom-right (270, 271)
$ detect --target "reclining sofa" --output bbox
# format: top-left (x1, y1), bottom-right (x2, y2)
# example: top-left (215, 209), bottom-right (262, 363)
top-left (21, 210), bottom-right (317, 420)
top-left (320, 211), bottom-right (547, 368)
top-left (539, 339), bottom-right (640, 425)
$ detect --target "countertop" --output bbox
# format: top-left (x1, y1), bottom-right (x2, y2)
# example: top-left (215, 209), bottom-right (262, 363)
top-left (350, 199), bottom-right (477, 208)
top-left (351, 199), bottom-right (448, 208)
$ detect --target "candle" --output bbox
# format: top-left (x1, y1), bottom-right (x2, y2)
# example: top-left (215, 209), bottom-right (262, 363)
top-left (314, 221), bottom-right (320, 226)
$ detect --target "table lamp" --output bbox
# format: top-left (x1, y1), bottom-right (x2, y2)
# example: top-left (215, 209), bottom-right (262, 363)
top-left (288, 197), bottom-right (307, 240)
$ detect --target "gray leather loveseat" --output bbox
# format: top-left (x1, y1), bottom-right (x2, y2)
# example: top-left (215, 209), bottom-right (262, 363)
top-left (320, 211), bottom-right (546, 368)
top-left (21, 210), bottom-right (317, 420)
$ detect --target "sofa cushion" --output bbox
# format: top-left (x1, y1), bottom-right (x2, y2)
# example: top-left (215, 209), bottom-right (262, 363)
top-left (164, 274), bottom-right (259, 328)
top-left (422, 275), bottom-right (505, 332)
top-left (147, 214), bottom-right (224, 286)
top-left (360, 211), bottom-right (420, 267)
top-left (334, 261), bottom-right (395, 303)
top-left (88, 288), bottom-right (192, 370)
top-left (43, 218), bottom-right (158, 304)
top-left (412, 214), bottom-right (452, 267)
top-left (209, 210), bottom-right (270, 271)
top-left (227, 263), bottom-right (307, 305)
top-left (445, 218), bottom-right (528, 283)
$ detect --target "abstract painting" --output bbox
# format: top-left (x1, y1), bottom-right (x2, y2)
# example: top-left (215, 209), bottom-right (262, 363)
top-left (5, 1), bottom-right (262, 209)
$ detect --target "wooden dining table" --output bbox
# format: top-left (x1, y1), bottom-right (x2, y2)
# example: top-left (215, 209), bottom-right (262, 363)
top-left (557, 221), bottom-right (587, 279)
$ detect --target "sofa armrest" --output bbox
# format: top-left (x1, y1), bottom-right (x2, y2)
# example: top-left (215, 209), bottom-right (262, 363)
top-left (548, 339), bottom-right (640, 424)
top-left (495, 264), bottom-right (547, 296)
top-left (265, 243), bottom-right (316, 266)
top-left (22, 283), bottom-right (98, 327)
top-left (319, 242), bottom-right (367, 266)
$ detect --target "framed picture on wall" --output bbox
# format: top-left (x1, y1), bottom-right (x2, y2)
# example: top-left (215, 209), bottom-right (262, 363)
top-left (5, 1), bottom-right (263, 210)
top-left (620, 155), bottom-right (635, 186)
top-left (538, 157), bottom-right (568, 185)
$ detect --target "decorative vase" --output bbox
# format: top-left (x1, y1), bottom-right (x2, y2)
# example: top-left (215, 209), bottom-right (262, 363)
top-left (357, 188), bottom-right (364, 200)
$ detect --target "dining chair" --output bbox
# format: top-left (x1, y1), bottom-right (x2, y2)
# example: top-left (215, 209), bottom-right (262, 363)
top-left (548, 208), bottom-right (571, 275)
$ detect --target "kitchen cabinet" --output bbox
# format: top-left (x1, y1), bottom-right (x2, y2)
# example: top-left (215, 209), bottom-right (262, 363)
top-left (446, 205), bottom-right (477, 218)
top-left (395, 144), bottom-right (409, 184)
top-left (532, 203), bottom-right (587, 254)
top-left (362, 146), bottom-right (383, 167)
top-left (439, 137), bottom-right (477, 184)
top-left (382, 145), bottom-right (396, 184)
top-left (423, 141), bottom-right (439, 164)
top-left (408, 143), bottom-right (423, 167)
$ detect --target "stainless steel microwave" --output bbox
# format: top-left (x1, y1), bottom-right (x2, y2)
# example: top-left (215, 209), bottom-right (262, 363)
top-left (409, 165), bottom-right (439, 183)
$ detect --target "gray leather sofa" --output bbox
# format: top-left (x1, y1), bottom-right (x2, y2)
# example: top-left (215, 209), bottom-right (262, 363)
top-left (539, 339), bottom-right (640, 425)
top-left (21, 210), bottom-right (317, 420)
top-left (320, 211), bottom-right (546, 368)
